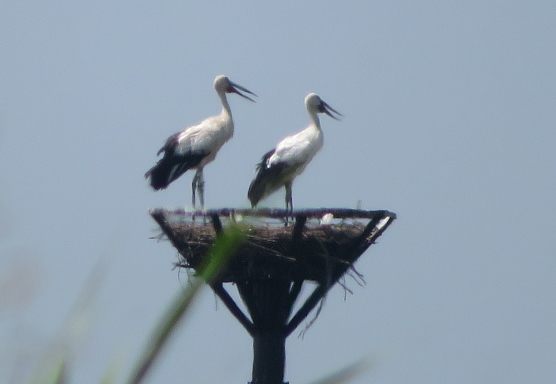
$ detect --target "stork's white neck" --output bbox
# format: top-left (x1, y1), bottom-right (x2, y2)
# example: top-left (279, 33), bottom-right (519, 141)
top-left (307, 109), bottom-right (321, 130)
top-left (218, 92), bottom-right (233, 120)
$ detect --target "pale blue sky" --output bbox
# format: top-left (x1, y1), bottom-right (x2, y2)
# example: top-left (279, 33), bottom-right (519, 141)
top-left (1, 1), bottom-right (555, 383)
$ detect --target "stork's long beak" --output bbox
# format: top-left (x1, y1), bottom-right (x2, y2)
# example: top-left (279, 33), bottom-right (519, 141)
top-left (229, 81), bottom-right (258, 102)
top-left (321, 101), bottom-right (342, 121)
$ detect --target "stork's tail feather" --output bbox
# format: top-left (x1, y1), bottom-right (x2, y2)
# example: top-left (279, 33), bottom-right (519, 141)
top-left (145, 153), bottom-right (206, 190)
top-left (248, 178), bottom-right (265, 207)
top-left (145, 162), bottom-right (174, 190)
top-left (248, 162), bottom-right (288, 207)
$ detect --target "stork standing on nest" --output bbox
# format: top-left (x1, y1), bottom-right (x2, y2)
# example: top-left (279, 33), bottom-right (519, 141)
top-left (145, 75), bottom-right (257, 210)
top-left (248, 93), bottom-right (341, 212)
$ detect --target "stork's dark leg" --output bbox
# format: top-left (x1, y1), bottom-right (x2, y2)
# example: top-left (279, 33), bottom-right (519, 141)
top-left (285, 182), bottom-right (293, 224)
top-left (198, 168), bottom-right (205, 211)
top-left (285, 182), bottom-right (293, 213)
top-left (191, 170), bottom-right (200, 209)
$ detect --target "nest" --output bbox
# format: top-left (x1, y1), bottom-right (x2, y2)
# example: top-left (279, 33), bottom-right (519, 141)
top-left (150, 208), bottom-right (396, 284)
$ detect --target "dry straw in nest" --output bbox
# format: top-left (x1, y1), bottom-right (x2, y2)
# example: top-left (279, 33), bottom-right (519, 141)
top-left (150, 208), bottom-right (396, 284)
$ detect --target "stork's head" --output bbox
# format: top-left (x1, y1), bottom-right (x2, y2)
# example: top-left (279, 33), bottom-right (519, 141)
top-left (214, 75), bottom-right (257, 102)
top-left (305, 93), bottom-right (342, 120)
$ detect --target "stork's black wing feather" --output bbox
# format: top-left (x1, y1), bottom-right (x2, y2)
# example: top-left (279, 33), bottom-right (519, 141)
top-left (248, 149), bottom-right (291, 207)
top-left (156, 132), bottom-right (181, 156)
top-left (145, 149), bottom-right (209, 190)
top-left (254, 149), bottom-right (275, 172)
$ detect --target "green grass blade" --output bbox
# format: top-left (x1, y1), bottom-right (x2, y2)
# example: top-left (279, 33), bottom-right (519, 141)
top-left (37, 358), bottom-right (67, 384)
top-left (97, 350), bottom-right (124, 384)
top-left (30, 258), bottom-right (108, 384)
top-left (126, 225), bottom-right (243, 384)
top-left (306, 358), bottom-right (371, 384)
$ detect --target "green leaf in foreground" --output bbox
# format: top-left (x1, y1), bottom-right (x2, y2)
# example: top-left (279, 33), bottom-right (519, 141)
top-left (37, 358), bottom-right (67, 384)
top-left (307, 358), bottom-right (372, 384)
top-left (30, 258), bottom-right (107, 384)
top-left (126, 225), bottom-right (243, 384)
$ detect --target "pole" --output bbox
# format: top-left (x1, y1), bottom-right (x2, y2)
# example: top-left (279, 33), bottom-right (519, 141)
top-left (251, 332), bottom-right (286, 384)
top-left (239, 279), bottom-right (292, 384)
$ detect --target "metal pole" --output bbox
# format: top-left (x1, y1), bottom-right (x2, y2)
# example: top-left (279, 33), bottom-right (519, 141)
top-left (239, 279), bottom-right (291, 384)
top-left (251, 332), bottom-right (286, 384)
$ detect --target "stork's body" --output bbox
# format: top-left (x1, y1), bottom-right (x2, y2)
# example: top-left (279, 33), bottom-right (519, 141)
top-left (145, 75), bottom-right (256, 209)
top-left (248, 93), bottom-right (341, 212)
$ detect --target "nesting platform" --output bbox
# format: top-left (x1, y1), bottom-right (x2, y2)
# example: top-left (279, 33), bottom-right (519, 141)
top-left (150, 207), bottom-right (396, 384)
top-left (150, 208), bottom-right (396, 285)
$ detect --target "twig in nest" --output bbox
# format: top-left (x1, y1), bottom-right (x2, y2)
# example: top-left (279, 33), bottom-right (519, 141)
top-left (298, 295), bottom-right (326, 339)
top-left (347, 265), bottom-right (366, 287)
top-left (338, 277), bottom-right (354, 300)
top-left (149, 232), bottom-right (167, 242)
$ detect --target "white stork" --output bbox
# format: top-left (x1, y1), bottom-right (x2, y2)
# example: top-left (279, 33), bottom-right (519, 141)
top-left (248, 93), bottom-right (341, 212)
top-left (145, 75), bottom-right (257, 209)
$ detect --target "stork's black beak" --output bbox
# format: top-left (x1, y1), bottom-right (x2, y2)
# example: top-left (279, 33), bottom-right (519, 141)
top-left (229, 81), bottom-right (258, 102)
top-left (321, 100), bottom-right (342, 121)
